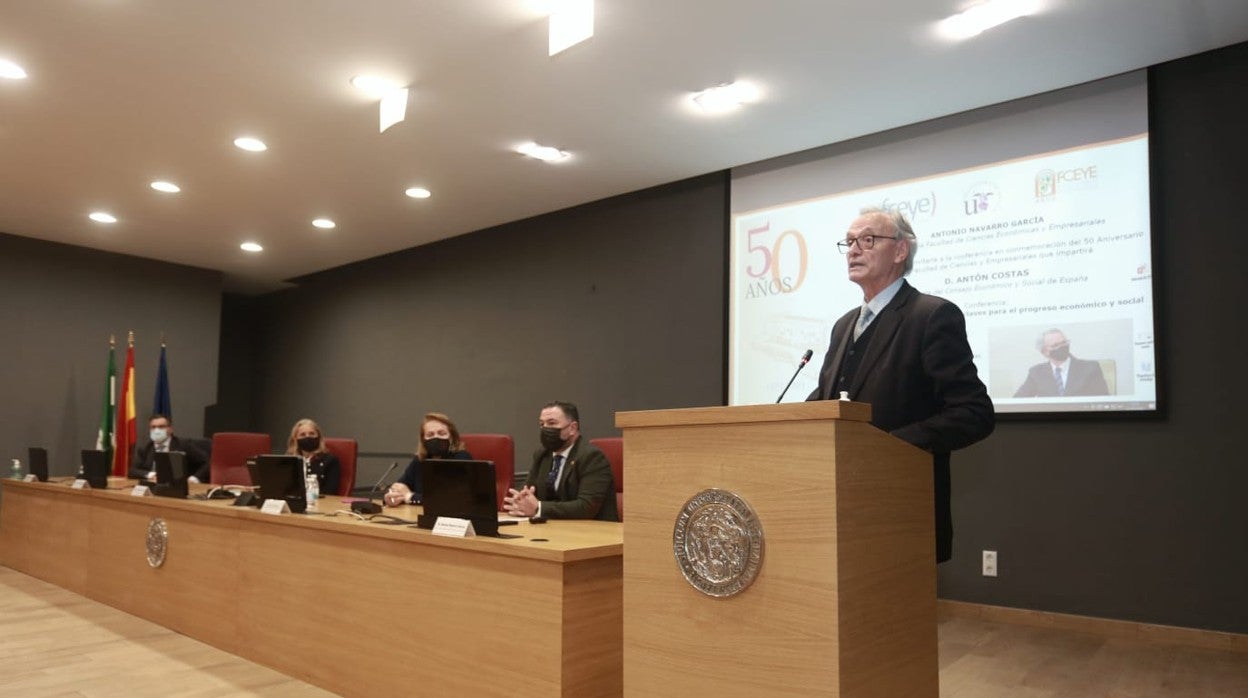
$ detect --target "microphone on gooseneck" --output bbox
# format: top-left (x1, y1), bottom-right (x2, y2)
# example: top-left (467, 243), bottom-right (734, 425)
top-left (352, 461), bottom-right (399, 514)
top-left (775, 349), bottom-right (815, 403)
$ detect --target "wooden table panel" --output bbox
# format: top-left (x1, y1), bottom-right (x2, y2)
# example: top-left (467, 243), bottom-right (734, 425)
top-left (0, 479), bottom-right (623, 697)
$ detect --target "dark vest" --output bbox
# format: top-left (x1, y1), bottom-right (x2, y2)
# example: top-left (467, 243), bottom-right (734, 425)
top-left (834, 317), bottom-right (880, 397)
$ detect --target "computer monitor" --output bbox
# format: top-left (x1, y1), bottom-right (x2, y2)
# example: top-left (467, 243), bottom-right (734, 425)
top-left (27, 447), bottom-right (48, 482)
top-left (245, 457), bottom-right (260, 488)
top-left (416, 459), bottom-right (499, 536)
top-left (153, 451), bottom-right (189, 499)
top-left (80, 449), bottom-right (109, 489)
top-left (254, 454), bottom-right (306, 512)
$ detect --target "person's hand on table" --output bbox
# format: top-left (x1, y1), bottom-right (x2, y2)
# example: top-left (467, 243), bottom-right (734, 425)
top-left (504, 486), bottom-right (538, 517)
top-left (384, 483), bottom-right (412, 507)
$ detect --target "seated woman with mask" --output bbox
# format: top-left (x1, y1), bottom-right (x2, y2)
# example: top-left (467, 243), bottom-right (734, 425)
top-left (384, 412), bottom-right (472, 507)
top-left (286, 418), bottom-right (341, 495)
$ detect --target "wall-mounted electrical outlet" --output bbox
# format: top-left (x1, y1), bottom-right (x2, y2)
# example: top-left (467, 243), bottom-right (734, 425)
top-left (982, 550), bottom-right (998, 577)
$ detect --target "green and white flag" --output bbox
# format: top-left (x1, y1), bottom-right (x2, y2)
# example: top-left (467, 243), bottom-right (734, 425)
top-left (95, 338), bottom-right (116, 454)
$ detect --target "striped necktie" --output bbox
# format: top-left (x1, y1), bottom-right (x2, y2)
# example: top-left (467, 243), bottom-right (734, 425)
top-left (853, 306), bottom-right (874, 341)
top-left (1054, 365), bottom-right (1066, 396)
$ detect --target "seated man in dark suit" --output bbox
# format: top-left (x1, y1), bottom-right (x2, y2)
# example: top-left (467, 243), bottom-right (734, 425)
top-left (504, 401), bottom-right (619, 521)
top-left (1013, 328), bottom-right (1109, 397)
top-left (128, 413), bottom-right (210, 483)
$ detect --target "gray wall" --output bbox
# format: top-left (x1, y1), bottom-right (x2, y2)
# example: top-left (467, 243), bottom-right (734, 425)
top-left (0, 233), bottom-right (222, 476)
top-left (247, 174), bottom-right (726, 480)
top-left (226, 44), bottom-right (1248, 635)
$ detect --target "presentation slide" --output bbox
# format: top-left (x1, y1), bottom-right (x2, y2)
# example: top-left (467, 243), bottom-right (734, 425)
top-left (729, 74), bottom-right (1156, 414)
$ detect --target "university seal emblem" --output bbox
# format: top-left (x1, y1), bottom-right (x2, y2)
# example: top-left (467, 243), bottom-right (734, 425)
top-left (146, 518), bottom-right (169, 568)
top-left (672, 489), bottom-right (764, 597)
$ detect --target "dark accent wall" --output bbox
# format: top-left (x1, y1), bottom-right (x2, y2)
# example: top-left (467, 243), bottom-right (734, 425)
top-left (937, 42), bottom-right (1248, 633)
top-left (218, 43), bottom-right (1248, 634)
top-left (0, 233), bottom-right (222, 476)
top-left (248, 173), bottom-right (726, 475)
top-left (205, 293), bottom-right (263, 435)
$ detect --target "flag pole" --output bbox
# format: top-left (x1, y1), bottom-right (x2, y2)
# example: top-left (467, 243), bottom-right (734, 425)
top-left (113, 331), bottom-right (138, 477)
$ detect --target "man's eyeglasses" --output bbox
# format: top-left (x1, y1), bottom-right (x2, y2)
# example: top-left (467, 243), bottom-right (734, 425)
top-left (836, 234), bottom-right (899, 253)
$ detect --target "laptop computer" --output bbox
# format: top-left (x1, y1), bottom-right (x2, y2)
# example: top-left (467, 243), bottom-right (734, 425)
top-left (27, 447), bottom-right (48, 482)
top-left (152, 451), bottom-right (190, 499)
top-left (417, 459), bottom-right (499, 536)
top-left (254, 454), bottom-right (306, 511)
top-left (244, 457), bottom-right (260, 487)
top-left (80, 449), bottom-right (110, 488)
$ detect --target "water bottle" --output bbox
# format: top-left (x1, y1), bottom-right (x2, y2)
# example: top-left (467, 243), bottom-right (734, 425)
top-left (10, 459), bottom-right (21, 480)
top-left (305, 473), bottom-right (319, 508)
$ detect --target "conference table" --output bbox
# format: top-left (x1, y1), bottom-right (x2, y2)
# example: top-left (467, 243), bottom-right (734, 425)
top-left (0, 478), bottom-right (623, 697)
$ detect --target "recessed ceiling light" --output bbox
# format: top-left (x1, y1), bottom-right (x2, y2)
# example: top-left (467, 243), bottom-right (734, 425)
top-left (0, 59), bottom-right (27, 80)
top-left (516, 142), bottom-right (570, 162)
top-left (312, 218), bottom-right (336, 229)
top-left (351, 76), bottom-right (410, 133)
top-left (89, 212), bottom-right (117, 224)
top-left (405, 187), bottom-right (432, 199)
top-left (150, 181), bottom-right (181, 193)
top-left (240, 241), bottom-right (263, 252)
top-left (233, 136), bottom-right (267, 152)
top-left (547, 0), bottom-right (594, 56)
top-left (691, 81), bottom-right (760, 114)
top-left (936, 0), bottom-right (1041, 40)
top-left (350, 75), bottom-right (403, 97)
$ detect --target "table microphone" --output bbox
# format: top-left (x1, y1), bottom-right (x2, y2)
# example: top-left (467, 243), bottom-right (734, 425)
top-left (352, 461), bottom-right (399, 514)
top-left (775, 349), bottom-right (814, 403)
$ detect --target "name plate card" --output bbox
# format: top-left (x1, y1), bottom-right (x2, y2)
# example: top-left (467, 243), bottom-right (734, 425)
top-left (260, 499), bottom-right (291, 515)
top-left (72, 479), bottom-right (89, 489)
top-left (131, 485), bottom-right (152, 497)
top-left (431, 517), bottom-right (476, 538)
top-left (23, 474), bottom-right (36, 483)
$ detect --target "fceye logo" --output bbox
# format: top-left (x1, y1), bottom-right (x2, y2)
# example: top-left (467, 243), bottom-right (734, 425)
top-left (879, 192), bottom-right (937, 220)
top-left (1035, 165), bottom-right (1098, 201)
top-left (963, 182), bottom-right (1000, 216)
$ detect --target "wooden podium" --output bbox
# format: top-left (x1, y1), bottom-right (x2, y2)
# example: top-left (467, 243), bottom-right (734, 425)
top-left (617, 401), bottom-right (937, 697)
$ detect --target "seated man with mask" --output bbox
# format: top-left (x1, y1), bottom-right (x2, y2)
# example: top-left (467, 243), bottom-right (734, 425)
top-left (128, 413), bottom-right (210, 483)
top-left (504, 401), bottom-right (618, 521)
top-left (1013, 328), bottom-right (1109, 397)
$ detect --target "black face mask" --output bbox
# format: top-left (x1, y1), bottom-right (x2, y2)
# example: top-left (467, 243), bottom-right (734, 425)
top-left (423, 437), bottom-right (451, 459)
top-left (1048, 345), bottom-right (1071, 362)
top-left (539, 426), bottom-right (566, 451)
top-left (296, 436), bottom-right (320, 453)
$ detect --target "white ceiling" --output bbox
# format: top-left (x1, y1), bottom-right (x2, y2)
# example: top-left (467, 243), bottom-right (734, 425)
top-left (3, 1), bottom-right (1246, 293)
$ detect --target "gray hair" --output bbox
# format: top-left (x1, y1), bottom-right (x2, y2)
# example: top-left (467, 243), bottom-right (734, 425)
top-left (858, 206), bottom-right (918, 275)
top-left (1036, 328), bottom-right (1067, 351)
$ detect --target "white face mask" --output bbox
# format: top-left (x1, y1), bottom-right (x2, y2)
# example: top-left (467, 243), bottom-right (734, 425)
top-left (150, 427), bottom-right (169, 444)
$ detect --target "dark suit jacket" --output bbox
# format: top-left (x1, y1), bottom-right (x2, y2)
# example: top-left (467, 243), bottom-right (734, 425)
top-left (1013, 356), bottom-right (1109, 397)
top-left (129, 435), bottom-right (209, 482)
top-left (523, 437), bottom-right (619, 521)
top-left (807, 280), bottom-right (994, 562)
top-left (303, 451), bottom-right (341, 496)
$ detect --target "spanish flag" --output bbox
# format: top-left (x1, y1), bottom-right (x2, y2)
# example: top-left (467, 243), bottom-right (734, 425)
top-left (112, 332), bottom-right (137, 477)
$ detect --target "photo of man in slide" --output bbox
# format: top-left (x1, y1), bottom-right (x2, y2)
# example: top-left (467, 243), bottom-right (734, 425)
top-left (1013, 328), bottom-right (1110, 397)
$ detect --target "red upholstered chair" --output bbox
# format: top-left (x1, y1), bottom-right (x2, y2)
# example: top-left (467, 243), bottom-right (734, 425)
top-left (459, 433), bottom-right (515, 511)
top-left (209, 432), bottom-right (272, 486)
top-left (322, 437), bottom-right (359, 496)
top-left (590, 437), bottom-right (623, 521)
